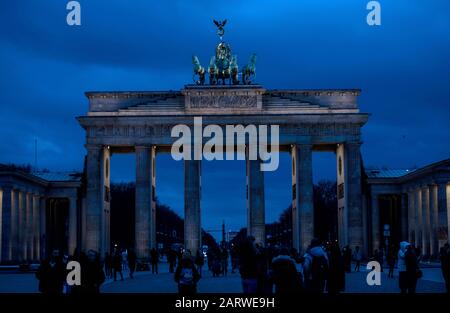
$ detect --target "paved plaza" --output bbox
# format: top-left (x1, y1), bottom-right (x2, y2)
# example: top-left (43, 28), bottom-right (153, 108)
top-left (0, 262), bottom-right (445, 294)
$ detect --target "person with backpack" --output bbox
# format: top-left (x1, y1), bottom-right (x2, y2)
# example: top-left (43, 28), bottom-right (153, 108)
top-left (271, 248), bottom-right (303, 294)
top-left (80, 250), bottom-right (105, 294)
top-left (398, 241), bottom-right (409, 293)
top-left (404, 244), bottom-right (421, 294)
top-left (302, 238), bottom-right (329, 293)
top-left (174, 252), bottom-right (201, 294)
top-left (35, 249), bottom-right (66, 294)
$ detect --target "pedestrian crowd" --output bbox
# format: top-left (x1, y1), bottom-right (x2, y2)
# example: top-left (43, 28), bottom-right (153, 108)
top-left (34, 239), bottom-right (450, 295)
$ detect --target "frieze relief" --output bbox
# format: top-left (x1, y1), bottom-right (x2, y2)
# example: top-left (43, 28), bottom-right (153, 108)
top-left (189, 95), bottom-right (258, 108)
top-left (88, 123), bottom-right (360, 138)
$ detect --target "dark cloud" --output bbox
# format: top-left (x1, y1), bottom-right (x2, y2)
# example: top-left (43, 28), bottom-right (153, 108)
top-left (1, 0), bottom-right (449, 232)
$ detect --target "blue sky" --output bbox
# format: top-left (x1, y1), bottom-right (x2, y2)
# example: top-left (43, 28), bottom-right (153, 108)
top-left (1, 1), bottom-right (449, 234)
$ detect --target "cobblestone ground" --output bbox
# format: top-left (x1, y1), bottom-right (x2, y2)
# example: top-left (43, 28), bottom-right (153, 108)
top-left (0, 262), bottom-right (446, 293)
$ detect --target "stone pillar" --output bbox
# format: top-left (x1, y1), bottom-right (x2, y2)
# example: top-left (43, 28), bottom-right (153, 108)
top-left (68, 197), bottom-right (77, 257)
top-left (85, 144), bottom-right (109, 255)
top-left (1, 187), bottom-right (12, 262)
top-left (345, 143), bottom-right (364, 251)
top-left (246, 145), bottom-right (265, 246)
top-left (135, 146), bottom-right (155, 259)
top-left (407, 190), bottom-right (415, 243)
top-left (151, 147), bottom-right (157, 251)
top-left (414, 189), bottom-right (421, 248)
top-left (371, 192), bottom-right (380, 252)
top-left (291, 144), bottom-right (313, 252)
top-left (421, 187), bottom-right (430, 257)
top-left (11, 190), bottom-right (20, 262)
top-left (291, 147), bottom-right (299, 251)
top-left (32, 195), bottom-right (39, 261)
top-left (18, 191), bottom-right (27, 261)
top-left (429, 185), bottom-right (438, 258)
top-left (298, 144), bottom-right (314, 252)
top-left (102, 147), bottom-right (111, 256)
top-left (184, 159), bottom-right (201, 255)
top-left (25, 193), bottom-right (33, 261)
top-left (336, 144), bottom-right (347, 246)
top-left (39, 197), bottom-right (46, 260)
top-left (400, 193), bottom-right (408, 242)
top-left (437, 183), bottom-right (449, 248)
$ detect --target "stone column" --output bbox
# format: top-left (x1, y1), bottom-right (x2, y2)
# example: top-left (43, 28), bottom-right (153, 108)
top-left (414, 189), bottom-right (422, 248)
top-left (32, 195), bottom-right (39, 261)
top-left (291, 147), bottom-right (298, 251)
top-left (246, 145), bottom-right (265, 246)
top-left (407, 190), bottom-right (415, 243)
top-left (184, 159), bottom-right (201, 255)
top-left (11, 190), bottom-right (20, 262)
top-left (25, 193), bottom-right (33, 261)
top-left (151, 147), bottom-right (157, 250)
top-left (298, 144), bottom-right (314, 252)
top-left (421, 187), bottom-right (430, 257)
top-left (1, 187), bottom-right (12, 262)
top-left (85, 144), bottom-right (107, 254)
top-left (39, 197), bottom-right (46, 260)
top-left (345, 143), bottom-right (364, 251)
top-left (336, 144), bottom-right (347, 246)
top-left (292, 144), bottom-right (314, 252)
top-left (18, 191), bottom-right (27, 261)
top-left (135, 146), bottom-right (155, 259)
top-left (400, 193), bottom-right (408, 242)
top-left (68, 197), bottom-right (77, 257)
top-left (437, 183), bottom-right (449, 248)
top-left (371, 192), bottom-right (380, 252)
top-left (429, 185), bottom-right (438, 258)
top-left (102, 147), bottom-right (111, 256)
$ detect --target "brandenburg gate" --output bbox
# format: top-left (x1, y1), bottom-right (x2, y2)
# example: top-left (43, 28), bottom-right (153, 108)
top-left (77, 21), bottom-right (369, 259)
